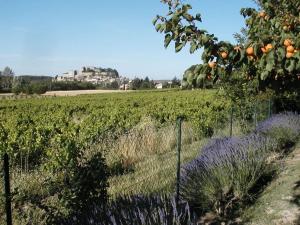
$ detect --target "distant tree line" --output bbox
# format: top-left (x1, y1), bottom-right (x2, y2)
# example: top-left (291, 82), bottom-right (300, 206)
top-left (12, 79), bottom-right (99, 95)
top-left (0, 66), bottom-right (14, 93)
top-left (11, 79), bottom-right (122, 95)
top-left (131, 77), bottom-right (155, 90)
top-left (1, 66), bottom-right (182, 95)
top-left (130, 76), bottom-right (181, 90)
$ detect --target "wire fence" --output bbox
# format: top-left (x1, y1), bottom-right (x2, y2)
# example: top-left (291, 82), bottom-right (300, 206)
top-left (1, 99), bottom-right (275, 224)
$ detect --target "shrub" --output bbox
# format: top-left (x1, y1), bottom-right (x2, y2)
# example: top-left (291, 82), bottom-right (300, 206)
top-left (104, 195), bottom-right (197, 225)
top-left (180, 134), bottom-right (277, 216)
top-left (1, 152), bottom-right (110, 225)
top-left (256, 112), bottom-right (300, 148)
top-left (180, 113), bottom-right (300, 218)
top-left (52, 195), bottom-right (196, 225)
top-left (50, 153), bottom-right (110, 224)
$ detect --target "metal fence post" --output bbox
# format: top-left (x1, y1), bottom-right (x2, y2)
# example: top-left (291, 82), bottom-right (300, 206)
top-left (268, 99), bottom-right (272, 118)
top-left (3, 153), bottom-right (12, 225)
top-left (254, 104), bottom-right (258, 127)
top-left (230, 106), bottom-right (233, 137)
top-left (176, 117), bottom-right (183, 205)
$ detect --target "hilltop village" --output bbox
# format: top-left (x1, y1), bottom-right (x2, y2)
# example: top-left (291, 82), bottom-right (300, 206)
top-left (54, 66), bottom-right (174, 90)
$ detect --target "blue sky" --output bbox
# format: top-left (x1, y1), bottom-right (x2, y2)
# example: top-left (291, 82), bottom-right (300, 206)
top-left (0, 0), bottom-right (257, 79)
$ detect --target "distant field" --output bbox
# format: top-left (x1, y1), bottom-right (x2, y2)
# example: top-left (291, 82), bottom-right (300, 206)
top-left (42, 89), bottom-right (133, 96)
top-left (0, 93), bottom-right (13, 96)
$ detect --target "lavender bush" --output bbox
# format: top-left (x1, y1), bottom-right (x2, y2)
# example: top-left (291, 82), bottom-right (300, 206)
top-left (58, 195), bottom-right (197, 225)
top-left (180, 113), bottom-right (300, 217)
top-left (256, 112), bottom-right (300, 148)
top-left (103, 195), bottom-right (197, 225)
top-left (180, 135), bottom-right (277, 216)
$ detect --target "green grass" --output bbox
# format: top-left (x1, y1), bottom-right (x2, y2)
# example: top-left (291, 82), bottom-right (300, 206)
top-left (243, 142), bottom-right (300, 225)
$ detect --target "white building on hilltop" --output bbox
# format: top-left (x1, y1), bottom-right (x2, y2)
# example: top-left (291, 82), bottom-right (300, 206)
top-left (55, 66), bottom-right (120, 84)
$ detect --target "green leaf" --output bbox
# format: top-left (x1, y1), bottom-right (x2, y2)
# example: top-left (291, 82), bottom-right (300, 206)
top-left (195, 13), bottom-right (202, 22)
top-left (190, 42), bottom-right (198, 54)
top-left (261, 71), bottom-right (270, 80)
top-left (196, 75), bottom-right (204, 86)
top-left (211, 68), bottom-right (216, 76)
top-left (277, 47), bottom-right (286, 60)
top-left (183, 13), bottom-right (193, 21)
top-left (266, 50), bottom-right (275, 63)
top-left (155, 24), bottom-right (162, 32)
top-left (186, 71), bottom-right (194, 84)
top-left (175, 42), bottom-right (185, 52)
top-left (159, 24), bottom-right (166, 33)
top-left (199, 74), bottom-right (206, 79)
top-left (152, 17), bottom-right (159, 26)
top-left (286, 59), bottom-right (296, 73)
top-left (183, 4), bottom-right (192, 11)
top-left (201, 34), bottom-right (210, 45)
top-left (295, 52), bottom-right (300, 70)
top-left (164, 34), bottom-right (172, 48)
top-left (165, 22), bottom-right (172, 33)
top-left (194, 65), bottom-right (202, 74)
top-left (266, 62), bottom-right (273, 72)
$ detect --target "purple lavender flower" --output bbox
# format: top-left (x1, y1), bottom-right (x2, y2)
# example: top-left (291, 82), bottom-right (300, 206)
top-left (180, 126), bottom-right (280, 209)
top-left (256, 112), bottom-right (300, 135)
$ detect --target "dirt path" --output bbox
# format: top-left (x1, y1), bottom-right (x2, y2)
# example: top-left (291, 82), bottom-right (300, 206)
top-left (42, 89), bottom-right (133, 96)
top-left (244, 142), bottom-right (300, 225)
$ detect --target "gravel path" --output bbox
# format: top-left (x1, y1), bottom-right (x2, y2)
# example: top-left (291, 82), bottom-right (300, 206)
top-left (245, 142), bottom-right (300, 225)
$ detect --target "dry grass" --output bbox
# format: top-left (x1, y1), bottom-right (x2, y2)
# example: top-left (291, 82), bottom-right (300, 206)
top-left (105, 118), bottom-right (200, 169)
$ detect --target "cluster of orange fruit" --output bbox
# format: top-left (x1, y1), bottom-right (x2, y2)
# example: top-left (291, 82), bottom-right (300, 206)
top-left (258, 11), bottom-right (270, 20)
top-left (284, 39), bottom-right (297, 58)
top-left (260, 44), bottom-right (273, 54)
top-left (207, 39), bottom-right (298, 71)
top-left (246, 46), bottom-right (256, 60)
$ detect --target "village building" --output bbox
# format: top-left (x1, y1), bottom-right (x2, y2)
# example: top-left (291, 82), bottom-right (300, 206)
top-left (56, 66), bottom-right (120, 84)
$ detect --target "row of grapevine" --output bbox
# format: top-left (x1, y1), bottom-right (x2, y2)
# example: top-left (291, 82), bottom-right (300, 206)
top-left (0, 90), bottom-right (230, 170)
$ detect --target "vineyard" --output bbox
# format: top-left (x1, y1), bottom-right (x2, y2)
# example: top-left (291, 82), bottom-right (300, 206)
top-left (0, 89), bottom-right (231, 168)
top-left (0, 89), bottom-right (236, 223)
top-left (1, 0), bottom-right (300, 223)
top-left (0, 90), bottom-right (299, 225)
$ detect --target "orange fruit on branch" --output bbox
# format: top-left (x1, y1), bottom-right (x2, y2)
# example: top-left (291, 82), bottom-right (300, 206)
top-left (259, 11), bottom-right (266, 18)
top-left (208, 62), bottom-right (216, 68)
top-left (265, 44), bottom-right (273, 51)
top-left (220, 51), bottom-right (228, 59)
top-left (286, 52), bottom-right (294, 58)
top-left (287, 45), bottom-right (295, 53)
top-left (284, 39), bottom-right (292, 47)
top-left (246, 47), bottom-right (254, 55)
top-left (261, 47), bottom-right (267, 53)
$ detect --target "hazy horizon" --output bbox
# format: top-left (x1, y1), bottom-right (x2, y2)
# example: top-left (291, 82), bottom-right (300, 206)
top-left (0, 0), bottom-right (256, 79)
